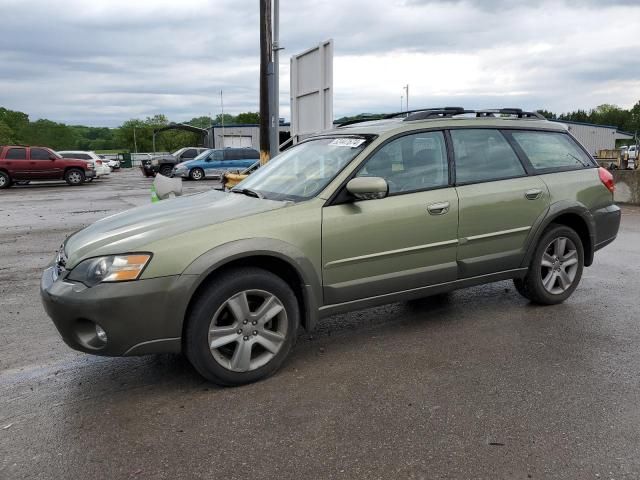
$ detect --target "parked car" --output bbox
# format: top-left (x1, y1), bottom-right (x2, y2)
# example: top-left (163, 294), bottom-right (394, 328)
top-left (141, 147), bottom-right (209, 177)
top-left (173, 147), bottom-right (260, 180)
top-left (0, 145), bottom-right (95, 188)
top-left (41, 107), bottom-right (620, 386)
top-left (98, 155), bottom-right (120, 170)
top-left (58, 151), bottom-right (111, 179)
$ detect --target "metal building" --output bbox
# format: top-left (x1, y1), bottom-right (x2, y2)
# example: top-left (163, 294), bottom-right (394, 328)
top-left (552, 120), bottom-right (633, 155)
top-left (206, 124), bottom-right (291, 150)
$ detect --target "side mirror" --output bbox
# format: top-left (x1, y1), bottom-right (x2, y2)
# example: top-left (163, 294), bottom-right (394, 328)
top-left (49, 155), bottom-right (57, 160)
top-left (346, 177), bottom-right (388, 200)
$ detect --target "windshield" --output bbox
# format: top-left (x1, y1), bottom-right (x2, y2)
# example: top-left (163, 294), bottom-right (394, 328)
top-left (192, 149), bottom-right (213, 161)
top-left (234, 136), bottom-right (370, 202)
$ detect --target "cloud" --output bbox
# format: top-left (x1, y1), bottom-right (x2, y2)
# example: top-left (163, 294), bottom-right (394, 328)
top-left (0, 0), bottom-right (638, 126)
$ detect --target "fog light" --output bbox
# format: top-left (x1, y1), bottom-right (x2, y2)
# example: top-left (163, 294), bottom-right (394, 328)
top-left (95, 324), bottom-right (108, 343)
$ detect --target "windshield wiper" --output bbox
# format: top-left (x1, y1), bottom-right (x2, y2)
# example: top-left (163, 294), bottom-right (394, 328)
top-left (231, 187), bottom-right (264, 199)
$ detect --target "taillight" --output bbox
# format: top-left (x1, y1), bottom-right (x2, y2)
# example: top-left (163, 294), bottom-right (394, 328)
top-left (95, 160), bottom-right (102, 165)
top-left (598, 167), bottom-right (614, 193)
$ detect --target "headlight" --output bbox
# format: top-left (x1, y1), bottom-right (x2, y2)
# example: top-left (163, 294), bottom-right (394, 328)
top-left (86, 162), bottom-right (94, 170)
top-left (67, 254), bottom-right (152, 287)
top-left (151, 159), bottom-right (159, 166)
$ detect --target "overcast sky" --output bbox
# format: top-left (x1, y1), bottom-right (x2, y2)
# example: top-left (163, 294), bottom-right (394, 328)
top-left (1, 0), bottom-right (639, 127)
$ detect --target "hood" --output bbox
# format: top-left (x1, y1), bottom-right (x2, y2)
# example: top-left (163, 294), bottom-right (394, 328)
top-left (152, 154), bottom-right (176, 161)
top-left (64, 190), bottom-right (288, 267)
top-left (177, 159), bottom-right (198, 168)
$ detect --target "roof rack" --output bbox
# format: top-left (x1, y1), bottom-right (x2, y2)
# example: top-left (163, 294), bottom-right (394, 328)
top-left (336, 107), bottom-right (547, 128)
top-left (472, 108), bottom-right (546, 119)
top-left (336, 116), bottom-right (385, 127)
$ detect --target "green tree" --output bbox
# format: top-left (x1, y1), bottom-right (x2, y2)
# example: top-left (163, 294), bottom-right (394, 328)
top-left (536, 109), bottom-right (556, 120)
top-left (0, 120), bottom-right (16, 144)
top-left (235, 112), bottom-right (260, 124)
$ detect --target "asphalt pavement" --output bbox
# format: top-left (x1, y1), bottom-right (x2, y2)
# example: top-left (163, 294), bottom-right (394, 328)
top-left (1, 170), bottom-right (639, 479)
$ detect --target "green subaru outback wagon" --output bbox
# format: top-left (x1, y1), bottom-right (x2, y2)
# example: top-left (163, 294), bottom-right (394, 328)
top-left (41, 107), bottom-right (620, 386)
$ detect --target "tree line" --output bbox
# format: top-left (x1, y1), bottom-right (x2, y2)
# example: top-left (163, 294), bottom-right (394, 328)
top-left (0, 108), bottom-right (260, 152)
top-left (2, 102), bottom-right (638, 154)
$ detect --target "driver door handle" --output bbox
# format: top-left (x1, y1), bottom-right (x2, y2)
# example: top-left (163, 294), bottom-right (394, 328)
top-left (525, 188), bottom-right (543, 200)
top-left (427, 202), bottom-right (450, 215)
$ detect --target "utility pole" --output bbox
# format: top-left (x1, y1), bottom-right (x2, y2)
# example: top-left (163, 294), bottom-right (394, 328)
top-left (133, 126), bottom-right (138, 154)
top-left (259, 0), bottom-right (272, 165)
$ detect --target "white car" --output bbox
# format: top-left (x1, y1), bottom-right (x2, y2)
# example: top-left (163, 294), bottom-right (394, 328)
top-left (58, 151), bottom-right (111, 179)
top-left (98, 155), bottom-right (120, 169)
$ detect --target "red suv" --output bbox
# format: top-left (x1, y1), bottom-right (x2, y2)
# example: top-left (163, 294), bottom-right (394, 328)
top-left (0, 145), bottom-right (95, 189)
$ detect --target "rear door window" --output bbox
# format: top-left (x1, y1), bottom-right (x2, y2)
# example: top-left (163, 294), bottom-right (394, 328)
top-left (5, 148), bottom-right (27, 160)
top-left (509, 131), bottom-right (594, 171)
top-left (450, 129), bottom-right (525, 184)
top-left (183, 149), bottom-right (197, 159)
top-left (30, 148), bottom-right (51, 160)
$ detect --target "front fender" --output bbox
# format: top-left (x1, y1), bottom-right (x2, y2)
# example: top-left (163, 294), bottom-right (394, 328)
top-left (182, 238), bottom-right (322, 330)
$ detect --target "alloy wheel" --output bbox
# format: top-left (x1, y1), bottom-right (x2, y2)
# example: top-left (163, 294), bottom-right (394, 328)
top-left (208, 290), bottom-right (288, 372)
top-left (540, 236), bottom-right (579, 294)
top-left (192, 169), bottom-right (203, 180)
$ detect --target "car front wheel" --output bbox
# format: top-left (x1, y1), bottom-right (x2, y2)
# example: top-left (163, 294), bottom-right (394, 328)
top-left (185, 267), bottom-right (299, 386)
top-left (65, 168), bottom-right (85, 186)
top-left (158, 165), bottom-right (173, 177)
top-left (515, 224), bottom-right (584, 305)
top-left (189, 168), bottom-right (204, 181)
top-left (0, 171), bottom-right (13, 189)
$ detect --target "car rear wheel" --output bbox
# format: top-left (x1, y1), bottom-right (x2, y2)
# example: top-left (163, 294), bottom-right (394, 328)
top-left (185, 267), bottom-right (299, 386)
top-left (515, 224), bottom-right (584, 305)
top-left (65, 168), bottom-right (85, 186)
top-left (0, 171), bottom-right (12, 189)
top-left (159, 165), bottom-right (173, 177)
top-left (189, 168), bottom-right (204, 181)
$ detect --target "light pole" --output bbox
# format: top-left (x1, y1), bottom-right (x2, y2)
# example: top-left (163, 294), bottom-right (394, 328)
top-left (220, 90), bottom-right (225, 148)
top-left (403, 84), bottom-right (409, 112)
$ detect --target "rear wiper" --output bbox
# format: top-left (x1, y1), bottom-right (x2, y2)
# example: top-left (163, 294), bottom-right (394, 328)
top-left (231, 188), bottom-right (264, 199)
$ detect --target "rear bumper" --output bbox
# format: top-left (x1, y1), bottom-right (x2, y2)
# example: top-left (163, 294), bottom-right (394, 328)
top-left (40, 266), bottom-right (198, 356)
top-left (593, 204), bottom-right (621, 251)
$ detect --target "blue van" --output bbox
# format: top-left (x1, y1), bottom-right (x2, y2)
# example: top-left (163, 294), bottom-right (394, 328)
top-left (172, 147), bottom-right (260, 180)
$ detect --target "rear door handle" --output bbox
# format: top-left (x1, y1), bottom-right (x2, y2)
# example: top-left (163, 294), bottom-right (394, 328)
top-left (525, 188), bottom-right (543, 200)
top-left (427, 202), bottom-right (450, 215)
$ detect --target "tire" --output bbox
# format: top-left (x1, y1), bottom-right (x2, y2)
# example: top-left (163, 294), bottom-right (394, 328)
top-left (65, 168), bottom-right (85, 186)
top-left (515, 224), bottom-right (584, 305)
top-left (189, 168), bottom-right (204, 181)
top-left (0, 171), bottom-right (12, 189)
top-left (185, 267), bottom-right (299, 386)
top-left (158, 165), bottom-right (173, 177)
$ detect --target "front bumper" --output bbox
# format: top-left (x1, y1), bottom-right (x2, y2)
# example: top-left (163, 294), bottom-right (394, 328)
top-left (140, 163), bottom-right (157, 176)
top-left (86, 170), bottom-right (96, 179)
top-left (40, 266), bottom-right (198, 356)
top-left (172, 168), bottom-right (189, 178)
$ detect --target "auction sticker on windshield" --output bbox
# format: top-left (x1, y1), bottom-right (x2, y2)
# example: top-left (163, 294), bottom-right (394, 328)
top-left (329, 138), bottom-right (366, 148)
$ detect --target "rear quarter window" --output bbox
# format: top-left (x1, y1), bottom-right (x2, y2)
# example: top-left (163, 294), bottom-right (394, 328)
top-left (5, 147), bottom-right (27, 160)
top-left (510, 131), bottom-right (593, 171)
